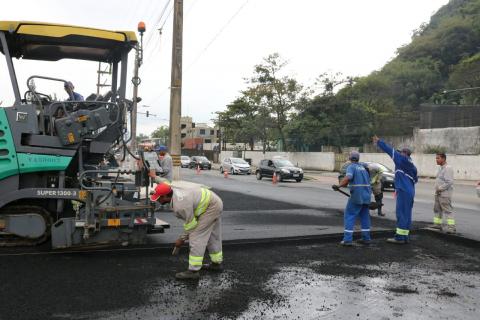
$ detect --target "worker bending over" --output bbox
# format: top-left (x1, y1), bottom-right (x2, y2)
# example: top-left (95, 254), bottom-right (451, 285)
top-left (334, 151), bottom-right (372, 246)
top-left (365, 163), bottom-right (385, 217)
top-left (373, 136), bottom-right (418, 244)
top-left (149, 172), bottom-right (224, 280)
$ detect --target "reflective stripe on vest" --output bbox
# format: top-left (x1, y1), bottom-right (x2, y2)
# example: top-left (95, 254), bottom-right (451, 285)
top-left (395, 169), bottom-right (415, 183)
top-left (194, 188), bottom-right (212, 217)
top-left (184, 218), bottom-right (198, 231)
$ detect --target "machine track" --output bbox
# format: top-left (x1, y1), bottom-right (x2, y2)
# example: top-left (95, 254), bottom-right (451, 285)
top-left (0, 205), bottom-right (52, 247)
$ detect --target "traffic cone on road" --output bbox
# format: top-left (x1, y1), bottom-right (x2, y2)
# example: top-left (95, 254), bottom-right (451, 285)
top-left (196, 165), bottom-right (201, 175)
top-left (272, 172), bottom-right (278, 184)
top-left (224, 169), bottom-right (229, 178)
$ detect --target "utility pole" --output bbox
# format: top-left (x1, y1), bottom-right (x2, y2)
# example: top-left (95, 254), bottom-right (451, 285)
top-left (169, 0), bottom-right (183, 180)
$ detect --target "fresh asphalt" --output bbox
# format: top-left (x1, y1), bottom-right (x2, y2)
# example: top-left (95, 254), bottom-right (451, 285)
top-left (177, 167), bottom-right (480, 241)
top-left (0, 167), bottom-right (479, 320)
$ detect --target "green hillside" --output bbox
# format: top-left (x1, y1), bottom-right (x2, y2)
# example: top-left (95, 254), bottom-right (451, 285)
top-left (219, 0), bottom-right (480, 151)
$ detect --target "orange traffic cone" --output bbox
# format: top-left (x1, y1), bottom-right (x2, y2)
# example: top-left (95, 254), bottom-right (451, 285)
top-left (272, 171), bottom-right (278, 184)
top-left (196, 165), bottom-right (201, 175)
top-left (224, 169), bottom-right (229, 178)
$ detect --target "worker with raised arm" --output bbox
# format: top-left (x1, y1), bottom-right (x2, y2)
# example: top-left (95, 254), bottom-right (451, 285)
top-left (333, 151), bottom-right (372, 246)
top-left (373, 135), bottom-right (418, 244)
top-left (149, 172), bottom-right (224, 280)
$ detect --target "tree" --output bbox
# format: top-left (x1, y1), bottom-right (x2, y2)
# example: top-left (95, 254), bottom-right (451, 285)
top-left (248, 53), bottom-right (305, 151)
top-left (136, 133), bottom-right (149, 144)
top-left (151, 126), bottom-right (169, 146)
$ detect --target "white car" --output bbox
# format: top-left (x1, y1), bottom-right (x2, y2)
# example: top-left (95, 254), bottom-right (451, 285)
top-left (220, 157), bottom-right (251, 175)
top-left (180, 156), bottom-right (191, 168)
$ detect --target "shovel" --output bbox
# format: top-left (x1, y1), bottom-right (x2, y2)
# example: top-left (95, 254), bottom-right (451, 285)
top-left (332, 185), bottom-right (382, 210)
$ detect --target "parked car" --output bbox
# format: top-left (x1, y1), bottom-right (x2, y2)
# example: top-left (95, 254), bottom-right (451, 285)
top-left (338, 161), bottom-right (395, 190)
top-left (220, 157), bottom-right (251, 175)
top-left (180, 156), bottom-right (191, 168)
top-left (256, 158), bottom-right (303, 182)
top-left (189, 156), bottom-right (212, 170)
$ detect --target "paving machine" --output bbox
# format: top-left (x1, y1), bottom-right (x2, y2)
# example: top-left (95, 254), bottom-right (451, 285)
top-left (0, 21), bottom-right (168, 249)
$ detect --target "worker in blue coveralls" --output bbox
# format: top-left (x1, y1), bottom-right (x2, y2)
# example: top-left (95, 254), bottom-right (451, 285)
top-left (334, 151), bottom-right (372, 246)
top-left (373, 135), bottom-right (418, 244)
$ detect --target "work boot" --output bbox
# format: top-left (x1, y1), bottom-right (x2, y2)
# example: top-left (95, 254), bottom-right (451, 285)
top-left (386, 238), bottom-right (409, 245)
top-left (377, 211), bottom-right (385, 217)
top-left (202, 263), bottom-right (224, 272)
top-left (340, 241), bottom-right (353, 247)
top-left (445, 227), bottom-right (456, 235)
top-left (356, 239), bottom-right (371, 246)
top-left (175, 270), bottom-right (200, 280)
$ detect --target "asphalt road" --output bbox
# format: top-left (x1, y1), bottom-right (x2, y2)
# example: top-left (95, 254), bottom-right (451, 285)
top-left (1, 231), bottom-right (478, 320)
top-left (179, 168), bottom-right (480, 241)
top-left (1, 168), bottom-right (479, 319)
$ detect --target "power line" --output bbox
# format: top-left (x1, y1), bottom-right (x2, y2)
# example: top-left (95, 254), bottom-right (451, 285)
top-left (146, 0), bottom-right (251, 103)
top-left (144, 0), bottom-right (172, 49)
top-left (185, 0), bottom-right (250, 73)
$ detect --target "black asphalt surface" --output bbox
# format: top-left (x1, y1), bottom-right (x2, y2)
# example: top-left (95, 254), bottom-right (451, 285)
top-left (1, 190), bottom-right (478, 319)
top-left (1, 231), bottom-right (479, 320)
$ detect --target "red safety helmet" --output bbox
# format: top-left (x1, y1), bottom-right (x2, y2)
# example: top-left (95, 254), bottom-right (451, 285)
top-left (150, 183), bottom-right (172, 201)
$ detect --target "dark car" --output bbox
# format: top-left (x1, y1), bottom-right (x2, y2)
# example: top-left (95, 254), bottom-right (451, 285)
top-left (189, 156), bottom-right (212, 170)
top-left (338, 161), bottom-right (395, 190)
top-left (256, 158), bottom-right (303, 182)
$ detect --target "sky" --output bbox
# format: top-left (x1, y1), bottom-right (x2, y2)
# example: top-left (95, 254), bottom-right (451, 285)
top-left (0, 0), bottom-right (449, 135)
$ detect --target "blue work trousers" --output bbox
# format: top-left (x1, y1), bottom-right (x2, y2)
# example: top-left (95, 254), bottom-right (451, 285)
top-left (343, 200), bottom-right (371, 242)
top-left (394, 189), bottom-right (414, 241)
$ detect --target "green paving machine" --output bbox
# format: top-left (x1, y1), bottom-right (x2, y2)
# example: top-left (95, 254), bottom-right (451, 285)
top-left (0, 21), bottom-right (168, 249)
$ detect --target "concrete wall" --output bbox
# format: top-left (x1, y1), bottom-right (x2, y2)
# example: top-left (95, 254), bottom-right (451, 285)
top-left (221, 151), bottom-right (480, 180)
top-left (414, 127), bottom-right (480, 155)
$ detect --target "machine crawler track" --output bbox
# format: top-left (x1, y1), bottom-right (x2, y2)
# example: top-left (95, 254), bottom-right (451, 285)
top-left (0, 205), bottom-right (52, 247)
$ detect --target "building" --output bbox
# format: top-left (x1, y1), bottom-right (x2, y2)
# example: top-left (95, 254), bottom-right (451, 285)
top-left (181, 116), bottom-right (219, 150)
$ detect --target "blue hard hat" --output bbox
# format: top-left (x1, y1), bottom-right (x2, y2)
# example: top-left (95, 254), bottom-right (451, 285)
top-left (155, 145), bottom-right (168, 152)
top-left (349, 151), bottom-right (360, 161)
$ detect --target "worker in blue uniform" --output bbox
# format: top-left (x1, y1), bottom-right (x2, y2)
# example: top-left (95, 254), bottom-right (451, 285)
top-left (334, 151), bottom-right (372, 246)
top-left (373, 135), bottom-right (418, 244)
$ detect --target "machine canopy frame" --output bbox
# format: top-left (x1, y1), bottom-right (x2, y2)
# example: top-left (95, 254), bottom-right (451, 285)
top-left (0, 21), bottom-right (137, 63)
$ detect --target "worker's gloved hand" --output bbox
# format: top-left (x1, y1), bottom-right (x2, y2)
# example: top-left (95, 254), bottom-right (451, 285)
top-left (332, 184), bottom-right (340, 191)
top-left (175, 238), bottom-right (185, 248)
top-left (148, 169), bottom-right (156, 179)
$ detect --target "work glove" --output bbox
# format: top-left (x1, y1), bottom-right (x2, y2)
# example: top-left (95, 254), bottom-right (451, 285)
top-left (332, 184), bottom-right (340, 191)
top-left (172, 236), bottom-right (188, 256)
top-left (175, 238), bottom-right (185, 248)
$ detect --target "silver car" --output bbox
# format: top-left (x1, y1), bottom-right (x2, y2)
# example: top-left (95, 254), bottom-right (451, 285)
top-left (180, 156), bottom-right (191, 168)
top-left (220, 157), bottom-right (251, 175)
